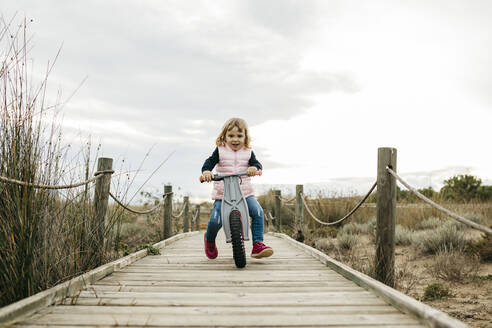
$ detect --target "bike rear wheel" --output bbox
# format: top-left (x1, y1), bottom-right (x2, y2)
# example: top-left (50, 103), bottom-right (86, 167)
top-left (230, 210), bottom-right (246, 268)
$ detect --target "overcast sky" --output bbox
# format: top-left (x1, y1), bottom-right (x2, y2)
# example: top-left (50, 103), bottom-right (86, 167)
top-left (3, 1), bottom-right (492, 202)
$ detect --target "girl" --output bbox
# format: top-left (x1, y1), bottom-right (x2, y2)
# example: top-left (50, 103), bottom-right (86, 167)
top-left (201, 118), bottom-right (273, 259)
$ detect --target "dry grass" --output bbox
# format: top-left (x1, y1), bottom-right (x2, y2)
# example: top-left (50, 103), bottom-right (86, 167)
top-left (0, 17), bottom-right (139, 307)
top-left (260, 191), bottom-right (491, 327)
top-left (425, 248), bottom-right (481, 282)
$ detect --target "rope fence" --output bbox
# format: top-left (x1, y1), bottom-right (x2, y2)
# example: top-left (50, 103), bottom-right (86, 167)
top-left (0, 170), bottom-right (114, 190)
top-left (299, 181), bottom-right (377, 226)
top-left (109, 192), bottom-right (163, 215)
top-left (172, 204), bottom-right (186, 219)
top-left (1, 148), bottom-right (489, 297)
top-left (386, 167), bottom-right (492, 235)
top-left (276, 195), bottom-right (296, 203)
top-left (192, 208), bottom-right (200, 224)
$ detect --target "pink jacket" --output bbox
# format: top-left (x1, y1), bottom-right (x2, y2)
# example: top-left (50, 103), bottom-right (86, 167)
top-left (211, 145), bottom-right (255, 200)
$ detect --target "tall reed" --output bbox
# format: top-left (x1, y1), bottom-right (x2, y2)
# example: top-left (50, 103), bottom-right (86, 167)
top-left (0, 17), bottom-right (123, 306)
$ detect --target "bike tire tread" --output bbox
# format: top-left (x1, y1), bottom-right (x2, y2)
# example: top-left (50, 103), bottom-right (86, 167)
top-left (230, 210), bottom-right (246, 268)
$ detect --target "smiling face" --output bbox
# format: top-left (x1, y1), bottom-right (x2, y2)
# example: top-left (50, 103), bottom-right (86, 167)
top-left (225, 126), bottom-right (245, 151)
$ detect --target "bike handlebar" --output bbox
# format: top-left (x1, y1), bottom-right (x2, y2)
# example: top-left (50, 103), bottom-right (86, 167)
top-left (200, 170), bottom-right (262, 183)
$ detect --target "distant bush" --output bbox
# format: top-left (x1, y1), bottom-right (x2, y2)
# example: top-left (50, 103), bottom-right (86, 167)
top-left (461, 212), bottom-right (484, 225)
top-left (423, 283), bottom-right (450, 301)
top-left (395, 225), bottom-right (413, 246)
top-left (477, 185), bottom-right (492, 201)
top-left (414, 222), bottom-right (467, 254)
top-left (340, 222), bottom-right (364, 235)
top-left (397, 186), bottom-right (436, 202)
top-left (440, 174), bottom-right (492, 202)
top-left (443, 213), bottom-right (483, 231)
top-left (337, 231), bottom-right (358, 250)
top-left (366, 217), bottom-right (377, 239)
top-left (415, 217), bottom-right (442, 230)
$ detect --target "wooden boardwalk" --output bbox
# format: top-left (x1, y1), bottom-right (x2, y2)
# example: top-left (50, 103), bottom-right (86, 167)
top-left (7, 232), bottom-right (435, 328)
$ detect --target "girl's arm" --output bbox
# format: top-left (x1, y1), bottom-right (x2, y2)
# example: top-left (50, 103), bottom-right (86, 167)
top-left (202, 147), bottom-right (219, 173)
top-left (248, 151), bottom-right (262, 170)
top-left (247, 151), bottom-right (262, 177)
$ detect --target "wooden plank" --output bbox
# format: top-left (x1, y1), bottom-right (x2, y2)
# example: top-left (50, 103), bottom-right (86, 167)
top-left (76, 290), bottom-right (374, 299)
top-left (92, 280), bottom-right (357, 287)
top-left (136, 257), bottom-right (319, 264)
top-left (68, 294), bottom-right (386, 307)
top-left (271, 232), bottom-right (467, 328)
top-left (99, 274), bottom-right (346, 283)
top-left (88, 285), bottom-right (361, 293)
top-left (9, 232), bottom-right (438, 328)
top-left (128, 263), bottom-right (324, 268)
top-left (20, 313), bottom-right (421, 326)
top-left (16, 325), bottom-right (426, 328)
top-left (42, 305), bottom-right (401, 315)
top-left (124, 261), bottom-right (326, 268)
top-left (110, 269), bottom-right (341, 276)
top-left (0, 232), bottom-right (198, 325)
top-left (138, 254), bottom-right (317, 260)
top-left (159, 250), bottom-right (310, 257)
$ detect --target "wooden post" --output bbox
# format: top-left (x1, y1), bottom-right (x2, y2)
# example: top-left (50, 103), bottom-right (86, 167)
top-left (163, 185), bottom-right (173, 239)
top-left (375, 147), bottom-right (397, 287)
top-left (274, 190), bottom-right (281, 232)
top-left (296, 185), bottom-right (304, 230)
top-left (183, 196), bottom-right (189, 232)
top-left (93, 157), bottom-right (113, 265)
top-left (195, 205), bottom-right (200, 231)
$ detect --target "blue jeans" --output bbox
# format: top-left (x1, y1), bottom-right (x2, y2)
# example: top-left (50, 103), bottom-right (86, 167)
top-left (205, 196), bottom-right (264, 244)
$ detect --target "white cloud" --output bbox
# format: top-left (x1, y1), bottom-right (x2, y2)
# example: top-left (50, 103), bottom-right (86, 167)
top-left (2, 0), bottom-right (491, 200)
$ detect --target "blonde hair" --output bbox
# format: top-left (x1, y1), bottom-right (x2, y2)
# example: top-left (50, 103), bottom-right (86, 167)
top-left (216, 118), bottom-right (251, 148)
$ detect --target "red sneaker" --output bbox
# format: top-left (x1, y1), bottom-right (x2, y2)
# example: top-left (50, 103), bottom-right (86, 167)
top-left (204, 234), bottom-right (218, 259)
top-left (251, 241), bottom-right (273, 259)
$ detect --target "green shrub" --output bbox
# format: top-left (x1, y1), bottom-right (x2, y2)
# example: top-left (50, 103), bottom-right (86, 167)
top-left (461, 212), bottom-right (484, 225)
top-left (414, 222), bottom-right (467, 254)
top-left (366, 217), bottom-right (377, 238)
top-left (116, 243), bottom-right (130, 256)
top-left (337, 231), bottom-right (358, 250)
top-left (442, 213), bottom-right (484, 231)
top-left (395, 225), bottom-right (413, 246)
top-left (139, 243), bottom-right (161, 255)
top-left (440, 174), bottom-right (482, 202)
top-left (341, 222), bottom-right (364, 235)
top-left (477, 274), bottom-right (492, 281)
top-left (477, 185), bottom-right (492, 201)
top-left (423, 283), bottom-right (450, 301)
top-left (416, 217), bottom-right (442, 230)
top-left (466, 234), bottom-right (492, 262)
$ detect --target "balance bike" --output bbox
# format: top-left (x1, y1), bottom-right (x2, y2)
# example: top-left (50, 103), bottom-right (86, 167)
top-left (200, 171), bottom-right (262, 268)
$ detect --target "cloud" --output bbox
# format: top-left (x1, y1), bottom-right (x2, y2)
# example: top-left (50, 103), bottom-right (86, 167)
top-left (237, 0), bottom-right (325, 37)
top-left (3, 0), bottom-right (491, 203)
top-left (6, 0), bottom-right (358, 131)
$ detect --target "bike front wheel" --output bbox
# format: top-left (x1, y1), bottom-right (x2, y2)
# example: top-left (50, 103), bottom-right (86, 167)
top-left (229, 210), bottom-right (246, 268)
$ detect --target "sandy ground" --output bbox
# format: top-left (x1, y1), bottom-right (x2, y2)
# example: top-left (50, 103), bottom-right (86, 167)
top-left (313, 234), bottom-right (492, 328)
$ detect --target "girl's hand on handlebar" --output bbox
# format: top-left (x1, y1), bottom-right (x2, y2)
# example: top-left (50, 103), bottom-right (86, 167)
top-left (246, 167), bottom-right (257, 177)
top-left (202, 170), bottom-right (213, 182)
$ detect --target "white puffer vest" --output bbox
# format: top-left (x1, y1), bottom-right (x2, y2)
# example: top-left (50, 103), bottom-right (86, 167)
top-left (211, 144), bottom-right (255, 200)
